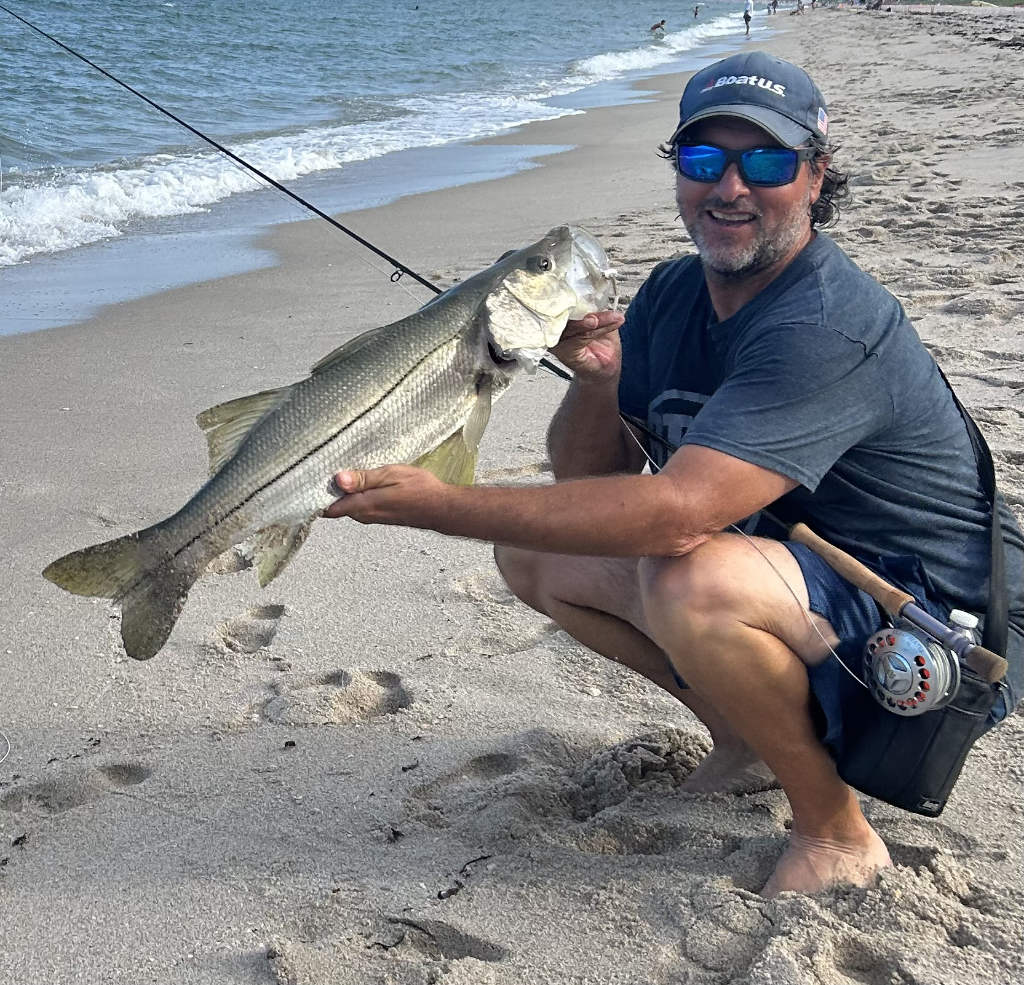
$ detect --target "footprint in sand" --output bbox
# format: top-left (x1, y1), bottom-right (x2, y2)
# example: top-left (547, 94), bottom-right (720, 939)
top-left (214, 603), bottom-right (285, 654)
top-left (0, 763), bottom-right (151, 815)
top-left (441, 568), bottom-right (562, 658)
top-left (260, 669), bottom-right (411, 726)
top-left (405, 726), bottom-right (722, 855)
top-left (268, 913), bottom-right (506, 984)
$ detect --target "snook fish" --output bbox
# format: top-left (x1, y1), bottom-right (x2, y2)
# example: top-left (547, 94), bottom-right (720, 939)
top-left (44, 225), bottom-right (616, 661)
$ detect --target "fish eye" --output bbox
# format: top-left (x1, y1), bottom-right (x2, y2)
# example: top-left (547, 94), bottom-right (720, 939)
top-left (527, 255), bottom-right (553, 273)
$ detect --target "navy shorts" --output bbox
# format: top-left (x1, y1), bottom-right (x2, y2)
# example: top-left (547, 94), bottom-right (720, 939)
top-left (668, 542), bottom-right (1013, 761)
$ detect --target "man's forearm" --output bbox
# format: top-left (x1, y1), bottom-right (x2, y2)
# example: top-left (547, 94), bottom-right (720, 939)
top-left (430, 472), bottom-right (706, 558)
top-left (547, 378), bottom-right (637, 480)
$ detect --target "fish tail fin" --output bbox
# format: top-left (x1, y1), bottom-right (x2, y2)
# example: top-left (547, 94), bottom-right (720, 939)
top-left (43, 532), bottom-right (200, 661)
top-left (43, 532), bottom-right (148, 599)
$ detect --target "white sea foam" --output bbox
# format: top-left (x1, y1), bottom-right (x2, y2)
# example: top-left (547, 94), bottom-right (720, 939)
top-left (0, 93), bottom-right (578, 268)
top-left (0, 11), bottom-right (745, 269)
top-left (569, 17), bottom-right (739, 83)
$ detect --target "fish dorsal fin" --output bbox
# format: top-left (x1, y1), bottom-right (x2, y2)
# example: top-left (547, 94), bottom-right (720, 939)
top-left (414, 379), bottom-right (493, 486)
top-left (196, 386), bottom-right (291, 475)
top-left (252, 520), bottom-right (314, 587)
top-left (309, 324), bottom-right (391, 375)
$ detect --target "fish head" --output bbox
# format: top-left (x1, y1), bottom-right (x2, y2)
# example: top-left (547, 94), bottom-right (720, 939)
top-left (481, 225), bottom-right (617, 372)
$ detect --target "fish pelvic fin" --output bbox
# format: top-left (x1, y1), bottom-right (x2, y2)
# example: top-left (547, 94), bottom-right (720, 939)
top-left (196, 385), bottom-right (291, 475)
top-left (414, 379), bottom-right (493, 485)
top-left (252, 520), bottom-right (314, 587)
top-left (44, 532), bottom-right (201, 661)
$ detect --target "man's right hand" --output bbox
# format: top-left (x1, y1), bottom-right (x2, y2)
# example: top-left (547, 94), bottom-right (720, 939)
top-left (551, 310), bottom-right (625, 384)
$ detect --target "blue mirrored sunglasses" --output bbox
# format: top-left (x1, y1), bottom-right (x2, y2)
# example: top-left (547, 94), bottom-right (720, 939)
top-left (675, 143), bottom-right (816, 187)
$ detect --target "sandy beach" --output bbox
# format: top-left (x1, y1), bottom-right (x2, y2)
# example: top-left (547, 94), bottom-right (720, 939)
top-left (2, 7), bottom-right (1023, 984)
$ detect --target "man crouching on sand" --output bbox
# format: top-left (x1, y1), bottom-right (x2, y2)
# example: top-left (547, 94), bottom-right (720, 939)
top-left (326, 52), bottom-right (1023, 896)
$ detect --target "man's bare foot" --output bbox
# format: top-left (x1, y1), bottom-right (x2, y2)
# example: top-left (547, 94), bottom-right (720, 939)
top-left (761, 828), bottom-right (892, 897)
top-left (681, 743), bottom-right (779, 795)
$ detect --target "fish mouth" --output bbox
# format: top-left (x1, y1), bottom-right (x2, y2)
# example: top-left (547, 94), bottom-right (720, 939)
top-left (565, 226), bottom-right (618, 315)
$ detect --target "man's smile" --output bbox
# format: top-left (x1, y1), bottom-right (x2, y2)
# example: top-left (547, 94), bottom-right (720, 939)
top-left (707, 207), bottom-right (758, 226)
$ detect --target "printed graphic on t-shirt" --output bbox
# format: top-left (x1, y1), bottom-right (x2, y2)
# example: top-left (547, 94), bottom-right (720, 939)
top-left (648, 388), bottom-right (711, 468)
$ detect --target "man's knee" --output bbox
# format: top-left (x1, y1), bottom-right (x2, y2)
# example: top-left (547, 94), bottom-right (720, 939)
top-left (638, 534), bottom-right (781, 638)
top-left (634, 536), bottom-right (741, 622)
top-left (493, 545), bottom-right (547, 613)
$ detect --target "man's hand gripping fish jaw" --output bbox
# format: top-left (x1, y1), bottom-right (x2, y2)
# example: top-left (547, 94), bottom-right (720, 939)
top-left (484, 225), bottom-right (619, 372)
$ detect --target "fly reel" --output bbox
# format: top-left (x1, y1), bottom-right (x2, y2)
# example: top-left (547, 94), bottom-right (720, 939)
top-left (864, 623), bottom-right (960, 717)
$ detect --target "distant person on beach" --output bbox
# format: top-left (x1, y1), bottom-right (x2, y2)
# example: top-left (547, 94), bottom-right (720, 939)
top-left (743, 0), bottom-right (754, 33)
top-left (693, 4), bottom-right (700, 16)
top-left (326, 51), bottom-right (1023, 898)
top-left (651, 18), bottom-right (667, 33)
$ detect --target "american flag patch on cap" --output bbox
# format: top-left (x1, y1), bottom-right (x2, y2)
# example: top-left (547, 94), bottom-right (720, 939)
top-left (817, 107), bottom-right (829, 135)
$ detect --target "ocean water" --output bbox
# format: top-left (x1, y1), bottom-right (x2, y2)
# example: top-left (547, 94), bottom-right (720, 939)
top-left (0, 0), bottom-right (771, 333)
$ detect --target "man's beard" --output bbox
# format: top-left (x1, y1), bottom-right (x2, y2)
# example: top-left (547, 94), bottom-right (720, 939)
top-left (683, 191), bottom-right (811, 279)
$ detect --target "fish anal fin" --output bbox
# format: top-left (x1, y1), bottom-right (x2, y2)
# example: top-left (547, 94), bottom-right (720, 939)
top-left (196, 386), bottom-right (291, 476)
top-left (253, 521), bottom-right (314, 587)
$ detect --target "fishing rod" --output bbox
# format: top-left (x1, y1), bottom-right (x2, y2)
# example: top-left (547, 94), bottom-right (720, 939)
top-left (0, 0), bottom-right (582, 383)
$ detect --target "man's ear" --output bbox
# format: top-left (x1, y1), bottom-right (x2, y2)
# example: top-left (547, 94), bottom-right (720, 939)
top-left (809, 154), bottom-right (831, 204)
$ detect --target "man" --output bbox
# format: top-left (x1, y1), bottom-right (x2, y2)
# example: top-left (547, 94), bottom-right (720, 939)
top-left (743, 0), bottom-right (754, 33)
top-left (651, 18), bottom-right (667, 33)
top-left (326, 52), bottom-right (1023, 895)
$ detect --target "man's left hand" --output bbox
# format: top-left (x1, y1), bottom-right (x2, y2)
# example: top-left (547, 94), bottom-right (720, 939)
top-left (323, 466), bottom-right (446, 526)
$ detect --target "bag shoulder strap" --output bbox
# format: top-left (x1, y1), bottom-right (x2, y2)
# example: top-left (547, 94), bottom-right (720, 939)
top-left (935, 365), bottom-right (1008, 657)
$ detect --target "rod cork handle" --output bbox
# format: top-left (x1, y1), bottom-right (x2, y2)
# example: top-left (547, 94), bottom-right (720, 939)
top-left (788, 522), bottom-right (914, 616)
top-left (964, 645), bottom-right (1009, 684)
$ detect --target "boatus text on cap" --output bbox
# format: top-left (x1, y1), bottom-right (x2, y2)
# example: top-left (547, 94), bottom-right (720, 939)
top-left (701, 75), bottom-right (786, 97)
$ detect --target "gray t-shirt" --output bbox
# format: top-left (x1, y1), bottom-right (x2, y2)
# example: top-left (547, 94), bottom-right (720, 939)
top-left (618, 233), bottom-right (1023, 701)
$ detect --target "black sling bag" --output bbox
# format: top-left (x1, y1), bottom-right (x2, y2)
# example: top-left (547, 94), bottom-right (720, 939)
top-left (835, 378), bottom-right (1009, 816)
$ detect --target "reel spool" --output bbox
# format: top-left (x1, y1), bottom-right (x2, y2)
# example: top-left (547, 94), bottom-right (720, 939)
top-left (864, 623), bottom-right (960, 717)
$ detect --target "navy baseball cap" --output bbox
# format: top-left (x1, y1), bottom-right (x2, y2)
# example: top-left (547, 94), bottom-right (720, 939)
top-left (670, 52), bottom-right (829, 148)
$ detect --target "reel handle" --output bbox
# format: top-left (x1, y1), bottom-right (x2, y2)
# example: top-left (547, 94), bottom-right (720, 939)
top-left (789, 523), bottom-right (1009, 684)
top-left (788, 523), bottom-right (914, 615)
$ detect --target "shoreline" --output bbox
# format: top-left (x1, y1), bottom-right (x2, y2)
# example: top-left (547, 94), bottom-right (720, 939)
top-left (0, 20), bottom-right (770, 339)
top-left (2, 8), bottom-right (1023, 985)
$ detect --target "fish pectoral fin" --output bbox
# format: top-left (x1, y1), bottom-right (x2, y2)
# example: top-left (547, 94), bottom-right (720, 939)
top-left (252, 521), bottom-right (314, 587)
top-left (414, 380), bottom-right (493, 486)
top-left (196, 386), bottom-right (291, 475)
